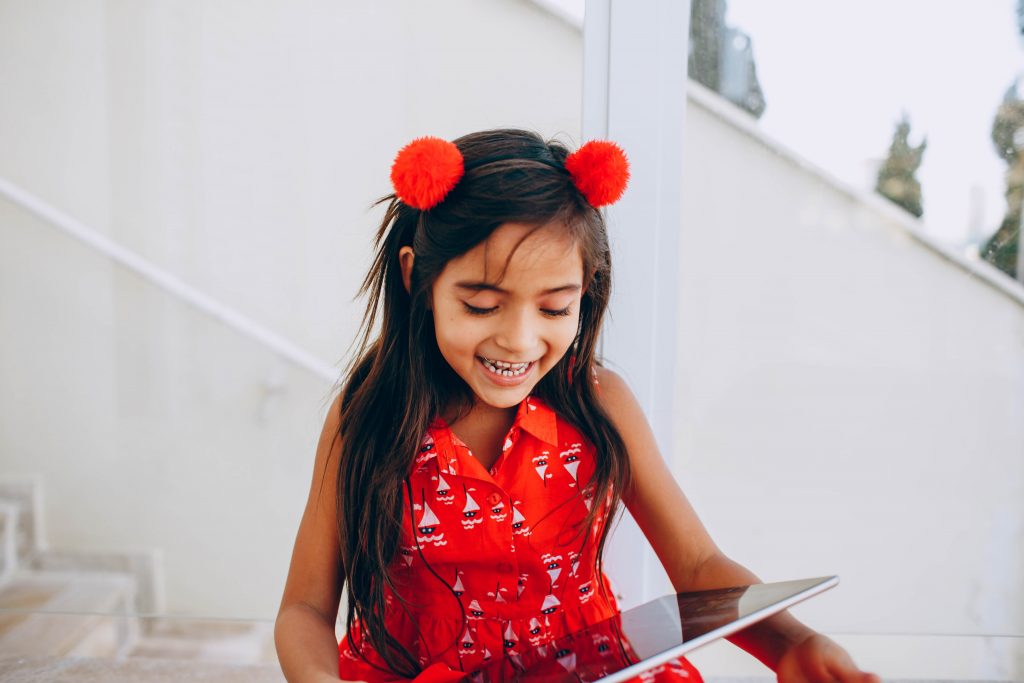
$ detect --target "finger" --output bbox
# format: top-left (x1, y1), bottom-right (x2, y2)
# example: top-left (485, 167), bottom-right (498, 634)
top-left (789, 649), bottom-right (831, 683)
top-left (825, 651), bottom-right (875, 683)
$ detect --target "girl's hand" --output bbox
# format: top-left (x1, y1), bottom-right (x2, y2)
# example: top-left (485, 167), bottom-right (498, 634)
top-left (409, 662), bottom-right (467, 683)
top-left (776, 634), bottom-right (881, 683)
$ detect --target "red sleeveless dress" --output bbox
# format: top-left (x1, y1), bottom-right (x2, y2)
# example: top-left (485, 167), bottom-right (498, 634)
top-left (337, 396), bottom-right (702, 683)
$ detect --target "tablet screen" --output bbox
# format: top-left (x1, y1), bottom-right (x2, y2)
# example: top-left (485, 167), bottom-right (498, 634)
top-left (470, 576), bottom-right (837, 683)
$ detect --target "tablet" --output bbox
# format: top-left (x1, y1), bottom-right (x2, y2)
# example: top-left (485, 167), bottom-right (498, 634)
top-left (473, 576), bottom-right (838, 683)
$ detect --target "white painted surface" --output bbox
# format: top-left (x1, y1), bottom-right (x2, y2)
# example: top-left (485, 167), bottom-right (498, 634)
top-left (673, 86), bottom-right (1024, 642)
top-left (0, 0), bottom-right (582, 619)
top-left (583, 0), bottom-right (692, 605)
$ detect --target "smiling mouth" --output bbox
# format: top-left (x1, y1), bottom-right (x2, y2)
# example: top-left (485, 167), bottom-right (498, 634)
top-left (479, 357), bottom-right (534, 377)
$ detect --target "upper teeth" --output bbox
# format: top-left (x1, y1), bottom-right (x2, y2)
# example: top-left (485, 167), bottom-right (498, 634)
top-left (486, 359), bottom-right (528, 369)
top-left (482, 358), bottom-right (531, 375)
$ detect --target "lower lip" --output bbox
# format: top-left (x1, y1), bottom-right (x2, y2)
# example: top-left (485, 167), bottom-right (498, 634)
top-left (477, 358), bottom-right (535, 387)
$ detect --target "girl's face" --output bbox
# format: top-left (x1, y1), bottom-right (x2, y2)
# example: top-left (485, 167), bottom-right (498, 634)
top-left (428, 221), bottom-right (584, 410)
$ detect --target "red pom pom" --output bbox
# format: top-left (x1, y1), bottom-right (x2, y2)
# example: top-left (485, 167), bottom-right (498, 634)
top-left (564, 140), bottom-right (630, 208)
top-left (390, 137), bottom-right (464, 210)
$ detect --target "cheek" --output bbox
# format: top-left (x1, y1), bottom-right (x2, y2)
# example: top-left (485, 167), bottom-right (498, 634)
top-left (548, 314), bottom-right (581, 358)
top-left (433, 309), bottom-right (479, 360)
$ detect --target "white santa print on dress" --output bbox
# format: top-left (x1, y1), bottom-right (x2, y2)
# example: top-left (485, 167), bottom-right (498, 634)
top-left (540, 553), bottom-right (563, 589)
top-left (510, 501), bottom-right (531, 537)
top-left (467, 599), bottom-right (485, 618)
top-left (452, 569), bottom-right (466, 598)
top-left (556, 646), bottom-right (577, 673)
top-left (487, 581), bottom-right (509, 603)
top-left (568, 550), bottom-right (581, 578)
top-left (577, 579), bottom-right (595, 604)
top-left (415, 433), bottom-right (436, 466)
top-left (434, 470), bottom-right (455, 505)
top-left (414, 490), bottom-right (446, 547)
top-left (488, 496), bottom-right (507, 523)
top-left (459, 624), bottom-right (477, 655)
top-left (531, 451), bottom-right (552, 486)
top-left (526, 616), bottom-right (546, 647)
top-left (540, 591), bottom-right (560, 616)
top-left (502, 621), bottom-right (519, 649)
top-left (592, 632), bottom-right (614, 655)
top-left (460, 484), bottom-right (483, 530)
top-left (559, 442), bottom-right (583, 486)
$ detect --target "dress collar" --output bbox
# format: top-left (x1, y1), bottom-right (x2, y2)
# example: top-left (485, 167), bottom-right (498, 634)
top-left (514, 395), bottom-right (559, 447)
top-left (416, 395), bottom-right (560, 472)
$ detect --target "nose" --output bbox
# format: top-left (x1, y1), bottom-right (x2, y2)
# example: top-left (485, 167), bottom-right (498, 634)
top-left (494, 306), bottom-right (538, 355)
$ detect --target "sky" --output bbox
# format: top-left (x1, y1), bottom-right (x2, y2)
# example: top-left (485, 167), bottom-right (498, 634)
top-left (725, 0), bottom-right (1023, 246)
top-left (545, 0), bottom-right (1023, 246)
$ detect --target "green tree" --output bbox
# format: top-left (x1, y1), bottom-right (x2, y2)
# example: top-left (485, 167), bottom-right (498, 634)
top-left (983, 83), bottom-right (1023, 280)
top-left (875, 114), bottom-right (926, 218)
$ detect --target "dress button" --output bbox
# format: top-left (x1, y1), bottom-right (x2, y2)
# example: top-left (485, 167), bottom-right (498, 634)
top-left (486, 492), bottom-right (502, 506)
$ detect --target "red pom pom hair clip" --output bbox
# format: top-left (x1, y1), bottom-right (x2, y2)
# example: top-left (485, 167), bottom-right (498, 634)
top-left (564, 140), bottom-right (630, 208)
top-left (390, 137), bottom-right (465, 210)
top-left (389, 137), bottom-right (629, 211)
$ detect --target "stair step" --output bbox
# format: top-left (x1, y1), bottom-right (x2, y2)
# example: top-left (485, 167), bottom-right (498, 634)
top-left (129, 621), bottom-right (277, 664)
top-left (33, 548), bottom-right (162, 614)
top-left (0, 570), bottom-right (137, 657)
top-left (0, 654), bottom-right (287, 682)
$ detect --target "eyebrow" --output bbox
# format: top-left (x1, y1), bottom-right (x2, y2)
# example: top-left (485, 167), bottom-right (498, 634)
top-left (454, 281), bottom-right (582, 296)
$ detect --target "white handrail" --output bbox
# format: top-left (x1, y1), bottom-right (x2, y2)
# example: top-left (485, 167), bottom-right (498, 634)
top-left (0, 177), bottom-right (339, 383)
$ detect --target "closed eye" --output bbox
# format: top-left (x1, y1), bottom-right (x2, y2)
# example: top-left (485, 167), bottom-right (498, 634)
top-left (463, 303), bottom-right (497, 316)
top-left (463, 303), bottom-right (574, 318)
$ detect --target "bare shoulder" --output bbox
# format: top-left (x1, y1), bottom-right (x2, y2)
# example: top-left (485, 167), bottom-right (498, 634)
top-left (592, 365), bottom-right (646, 436)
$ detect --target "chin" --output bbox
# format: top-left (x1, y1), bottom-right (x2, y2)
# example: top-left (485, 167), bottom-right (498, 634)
top-left (472, 385), bottom-right (533, 409)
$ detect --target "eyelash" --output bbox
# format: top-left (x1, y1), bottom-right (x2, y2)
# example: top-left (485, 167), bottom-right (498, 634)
top-left (463, 303), bottom-right (573, 318)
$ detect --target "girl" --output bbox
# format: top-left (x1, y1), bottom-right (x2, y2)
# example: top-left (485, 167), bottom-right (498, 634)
top-left (275, 129), bottom-right (878, 683)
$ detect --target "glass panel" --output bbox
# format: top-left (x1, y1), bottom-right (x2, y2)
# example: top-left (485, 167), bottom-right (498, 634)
top-left (720, 0), bottom-right (1021, 267)
top-left (680, 1), bottom-right (1024, 678)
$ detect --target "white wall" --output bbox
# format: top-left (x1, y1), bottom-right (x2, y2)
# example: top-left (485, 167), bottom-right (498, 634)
top-left (0, 0), bottom-right (582, 619)
top-left (671, 85), bottom-right (1024, 677)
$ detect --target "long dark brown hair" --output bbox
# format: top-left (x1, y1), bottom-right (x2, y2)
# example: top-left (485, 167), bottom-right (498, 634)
top-left (334, 129), bottom-right (631, 676)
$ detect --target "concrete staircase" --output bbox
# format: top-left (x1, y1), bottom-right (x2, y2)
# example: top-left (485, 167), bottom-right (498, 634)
top-left (0, 477), bottom-right (142, 658)
top-left (0, 477), bottom-right (278, 671)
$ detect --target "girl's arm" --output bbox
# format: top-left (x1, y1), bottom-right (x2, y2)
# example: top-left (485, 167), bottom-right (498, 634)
top-left (275, 394), bottom-right (361, 683)
top-left (594, 367), bottom-right (878, 683)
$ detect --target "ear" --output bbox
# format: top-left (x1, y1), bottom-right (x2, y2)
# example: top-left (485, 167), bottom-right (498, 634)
top-left (398, 246), bottom-right (415, 294)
